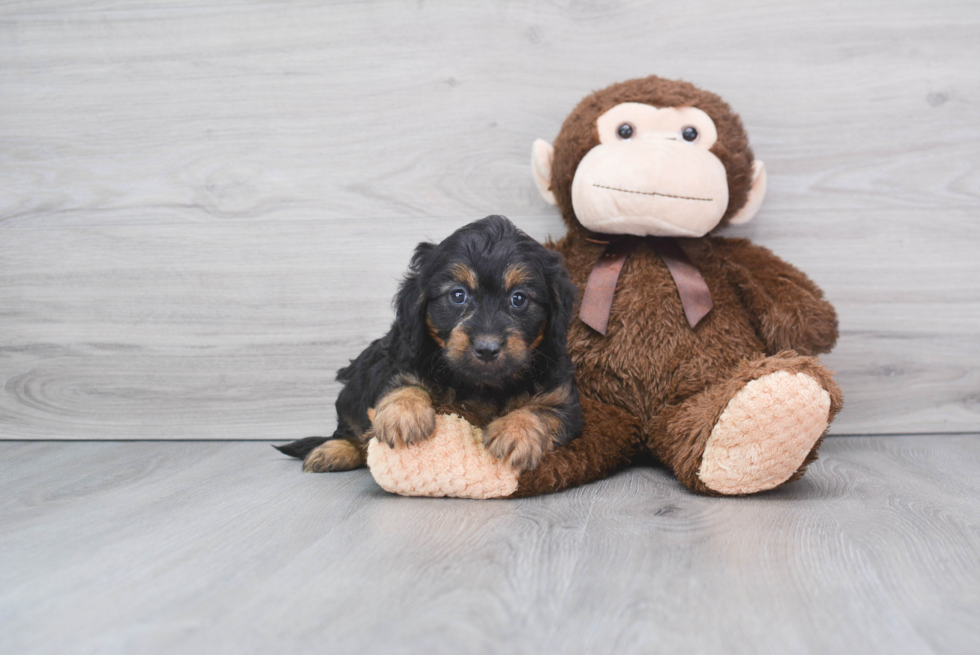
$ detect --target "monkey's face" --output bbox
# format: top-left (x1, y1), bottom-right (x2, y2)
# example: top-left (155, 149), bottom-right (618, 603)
top-left (570, 102), bottom-right (731, 238)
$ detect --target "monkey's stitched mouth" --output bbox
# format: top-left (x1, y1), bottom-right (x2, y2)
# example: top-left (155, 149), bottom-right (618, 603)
top-left (593, 184), bottom-right (713, 203)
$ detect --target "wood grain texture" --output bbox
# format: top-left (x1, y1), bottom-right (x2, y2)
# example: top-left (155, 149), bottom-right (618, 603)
top-left (1, 0), bottom-right (979, 439)
top-left (1, 437), bottom-right (979, 654)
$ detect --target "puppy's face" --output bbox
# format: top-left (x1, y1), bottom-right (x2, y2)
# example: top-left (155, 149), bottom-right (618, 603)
top-left (395, 216), bottom-right (577, 389)
top-left (426, 258), bottom-right (549, 386)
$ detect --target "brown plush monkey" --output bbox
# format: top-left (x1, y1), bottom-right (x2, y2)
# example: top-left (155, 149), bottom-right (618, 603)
top-left (367, 76), bottom-right (842, 498)
top-left (519, 75), bottom-right (842, 496)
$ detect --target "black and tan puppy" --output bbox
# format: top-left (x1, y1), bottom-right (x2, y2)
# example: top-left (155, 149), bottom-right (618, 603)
top-left (276, 215), bottom-right (583, 473)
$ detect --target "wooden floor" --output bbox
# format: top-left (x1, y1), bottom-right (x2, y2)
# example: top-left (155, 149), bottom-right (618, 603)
top-left (2, 436), bottom-right (978, 655)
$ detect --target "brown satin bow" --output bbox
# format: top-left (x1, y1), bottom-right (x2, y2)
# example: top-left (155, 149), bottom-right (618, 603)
top-left (579, 236), bottom-right (713, 336)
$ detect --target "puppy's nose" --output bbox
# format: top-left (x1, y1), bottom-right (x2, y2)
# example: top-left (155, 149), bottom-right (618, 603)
top-left (473, 338), bottom-right (501, 362)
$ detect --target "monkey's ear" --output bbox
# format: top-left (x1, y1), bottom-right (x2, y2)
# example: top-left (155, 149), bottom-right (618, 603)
top-left (531, 139), bottom-right (558, 206)
top-left (729, 160), bottom-right (767, 225)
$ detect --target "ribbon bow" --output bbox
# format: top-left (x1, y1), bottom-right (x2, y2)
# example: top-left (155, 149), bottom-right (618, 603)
top-left (579, 236), bottom-right (713, 336)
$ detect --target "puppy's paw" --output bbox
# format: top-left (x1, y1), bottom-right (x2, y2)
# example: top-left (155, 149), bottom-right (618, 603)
top-left (483, 409), bottom-right (554, 472)
top-left (303, 439), bottom-right (366, 472)
top-left (372, 386), bottom-right (436, 448)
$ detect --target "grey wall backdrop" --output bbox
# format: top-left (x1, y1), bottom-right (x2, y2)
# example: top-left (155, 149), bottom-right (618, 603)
top-left (1, 0), bottom-right (978, 440)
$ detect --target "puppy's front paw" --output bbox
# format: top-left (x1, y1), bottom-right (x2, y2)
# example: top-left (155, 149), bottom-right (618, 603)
top-left (372, 386), bottom-right (436, 448)
top-left (483, 409), bottom-right (554, 472)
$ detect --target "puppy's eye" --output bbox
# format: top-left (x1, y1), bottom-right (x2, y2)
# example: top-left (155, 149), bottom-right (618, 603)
top-left (450, 288), bottom-right (467, 304)
top-left (681, 126), bottom-right (699, 142)
top-left (510, 292), bottom-right (528, 308)
top-left (617, 123), bottom-right (634, 140)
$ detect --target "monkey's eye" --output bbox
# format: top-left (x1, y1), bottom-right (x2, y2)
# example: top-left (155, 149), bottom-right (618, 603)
top-left (617, 123), bottom-right (635, 140)
top-left (681, 126), bottom-right (699, 142)
top-left (450, 288), bottom-right (468, 304)
top-left (510, 292), bottom-right (528, 308)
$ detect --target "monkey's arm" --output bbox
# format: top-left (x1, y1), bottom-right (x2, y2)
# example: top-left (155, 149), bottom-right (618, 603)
top-left (510, 396), bottom-right (642, 497)
top-left (713, 237), bottom-right (839, 356)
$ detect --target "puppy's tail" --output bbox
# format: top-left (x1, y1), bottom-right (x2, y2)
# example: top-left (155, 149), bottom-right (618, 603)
top-left (272, 436), bottom-right (330, 460)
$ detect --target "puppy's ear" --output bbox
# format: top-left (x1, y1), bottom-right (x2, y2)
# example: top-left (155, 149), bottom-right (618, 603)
top-left (394, 241), bottom-right (435, 363)
top-left (543, 249), bottom-right (578, 358)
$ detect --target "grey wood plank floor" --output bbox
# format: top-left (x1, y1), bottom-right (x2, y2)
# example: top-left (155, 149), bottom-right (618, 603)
top-left (2, 437), bottom-right (978, 655)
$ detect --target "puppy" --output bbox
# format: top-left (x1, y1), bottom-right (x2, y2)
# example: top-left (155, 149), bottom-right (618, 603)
top-left (275, 215), bottom-right (583, 473)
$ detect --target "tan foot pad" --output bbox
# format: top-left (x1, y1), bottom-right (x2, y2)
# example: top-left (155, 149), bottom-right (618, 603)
top-left (698, 371), bottom-right (831, 495)
top-left (367, 414), bottom-right (519, 499)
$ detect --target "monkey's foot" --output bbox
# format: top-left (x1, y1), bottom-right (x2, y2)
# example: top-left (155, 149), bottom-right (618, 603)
top-left (697, 371), bottom-right (831, 495)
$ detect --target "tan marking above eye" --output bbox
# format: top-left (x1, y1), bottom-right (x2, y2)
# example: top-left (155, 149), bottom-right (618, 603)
top-left (504, 263), bottom-right (531, 289)
top-left (448, 262), bottom-right (478, 289)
